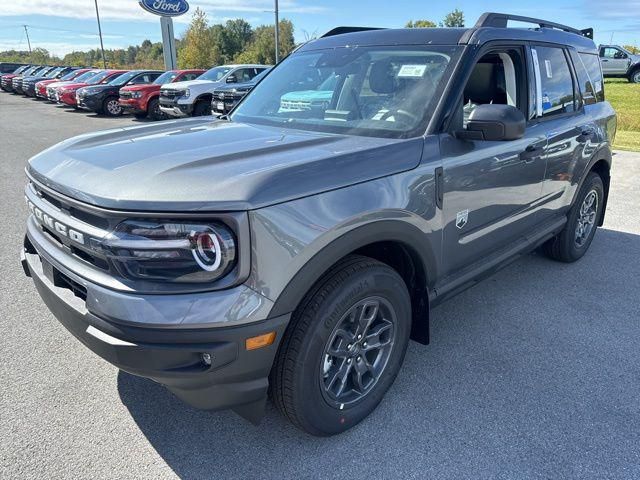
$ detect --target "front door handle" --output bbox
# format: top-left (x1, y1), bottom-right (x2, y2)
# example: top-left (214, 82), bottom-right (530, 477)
top-left (520, 144), bottom-right (542, 163)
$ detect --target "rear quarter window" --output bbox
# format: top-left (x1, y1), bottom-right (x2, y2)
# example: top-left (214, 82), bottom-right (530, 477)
top-left (578, 53), bottom-right (604, 103)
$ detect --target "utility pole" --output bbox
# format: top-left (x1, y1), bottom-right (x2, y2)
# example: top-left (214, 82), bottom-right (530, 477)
top-left (274, 0), bottom-right (279, 63)
top-left (94, 0), bottom-right (107, 68)
top-left (23, 25), bottom-right (32, 56)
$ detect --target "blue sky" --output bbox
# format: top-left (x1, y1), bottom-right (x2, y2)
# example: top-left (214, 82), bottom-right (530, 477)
top-left (0, 0), bottom-right (638, 56)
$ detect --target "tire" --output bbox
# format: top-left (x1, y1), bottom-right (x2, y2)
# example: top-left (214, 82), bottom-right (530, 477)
top-left (629, 68), bottom-right (640, 84)
top-left (542, 172), bottom-right (604, 262)
top-left (270, 255), bottom-right (411, 436)
top-left (102, 96), bottom-right (122, 117)
top-left (193, 99), bottom-right (211, 116)
top-left (146, 97), bottom-right (165, 121)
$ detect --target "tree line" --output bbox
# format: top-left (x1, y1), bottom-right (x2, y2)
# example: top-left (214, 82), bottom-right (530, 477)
top-left (3, 8), bottom-right (636, 69)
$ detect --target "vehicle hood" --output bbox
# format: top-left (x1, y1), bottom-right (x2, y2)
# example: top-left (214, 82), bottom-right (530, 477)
top-left (162, 79), bottom-right (215, 90)
top-left (80, 84), bottom-right (116, 94)
top-left (48, 80), bottom-right (73, 89)
top-left (61, 82), bottom-right (89, 91)
top-left (27, 118), bottom-right (423, 212)
top-left (121, 84), bottom-right (159, 93)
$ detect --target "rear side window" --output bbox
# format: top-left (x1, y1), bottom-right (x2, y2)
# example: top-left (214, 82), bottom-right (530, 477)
top-left (578, 53), bottom-right (604, 103)
top-left (533, 46), bottom-right (576, 118)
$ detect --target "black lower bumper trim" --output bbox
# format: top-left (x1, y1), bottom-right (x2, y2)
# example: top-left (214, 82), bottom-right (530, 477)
top-left (24, 248), bottom-right (290, 420)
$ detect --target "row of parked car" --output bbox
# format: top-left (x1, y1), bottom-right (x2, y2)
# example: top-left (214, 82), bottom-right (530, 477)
top-left (0, 63), bottom-right (271, 120)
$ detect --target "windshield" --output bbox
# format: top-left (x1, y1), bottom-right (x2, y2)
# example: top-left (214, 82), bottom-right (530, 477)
top-left (46, 67), bottom-right (63, 78)
top-left (73, 70), bottom-right (100, 83)
top-left (108, 70), bottom-right (137, 85)
top-left (199, 66), bottom-right (231, 82)
top-left (154, 71), bottom-right (178, 84)
top-left (87, 70), bottom-right (115, 85)
top-left (232, 46), bottom-right (459, 138)
top-left (60, 70), bottom-right (80, 81)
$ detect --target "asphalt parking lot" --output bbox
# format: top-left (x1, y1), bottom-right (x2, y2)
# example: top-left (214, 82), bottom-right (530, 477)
top-left (1, 92), bottom-right (639, 479)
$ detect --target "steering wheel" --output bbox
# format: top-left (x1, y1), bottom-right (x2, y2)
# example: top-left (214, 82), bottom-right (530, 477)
top-left (380, 108), bottom-right (419, 126)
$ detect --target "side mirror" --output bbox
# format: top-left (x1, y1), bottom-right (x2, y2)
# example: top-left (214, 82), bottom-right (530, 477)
top-left (226, 75), bottom-right (237, 83)
top-left (456, 104), bottom-right (525, 141)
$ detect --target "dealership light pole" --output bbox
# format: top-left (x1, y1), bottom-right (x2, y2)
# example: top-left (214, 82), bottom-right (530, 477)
top-left (274, 0), bottom-right (279, 63)
top-left (94, 0), bottom-right (107, 68)
top-left (22, 25), bottom-right (32, 55)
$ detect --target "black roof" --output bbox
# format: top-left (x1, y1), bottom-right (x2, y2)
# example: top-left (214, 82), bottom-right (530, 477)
top-left (300, 12), bottom-right (597, 54)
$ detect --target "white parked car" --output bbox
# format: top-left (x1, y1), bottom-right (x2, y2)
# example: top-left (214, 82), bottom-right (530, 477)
top-left (159, 64), bottom-right (270, 117)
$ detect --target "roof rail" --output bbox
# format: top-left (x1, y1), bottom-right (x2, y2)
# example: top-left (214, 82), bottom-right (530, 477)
top-left (475, 12), bottom-right (593, 38)
top-left (321, 26), bottom-right (384, 38)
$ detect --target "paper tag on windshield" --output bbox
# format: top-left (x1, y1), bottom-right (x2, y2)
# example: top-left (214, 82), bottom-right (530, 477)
top-left (397, 65), bottom-right (427, 77)
top-left (544, 59), bottom-right (553, 78)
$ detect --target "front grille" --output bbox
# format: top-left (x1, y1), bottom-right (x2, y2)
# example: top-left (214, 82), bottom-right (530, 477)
top-left (160, 89), bottom-right (183, 99)
top-left (27, 182), bottom-right (117, 274)
top-left (120, 91), bottom-right (133, 99)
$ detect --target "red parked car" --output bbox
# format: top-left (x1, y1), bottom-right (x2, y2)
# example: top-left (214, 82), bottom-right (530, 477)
top-left (56, 69), bottom-right (127, 107)
top-left (118, 69), bottom-right (204, 120)
top-left (35, 68), bottom-right (91, 99)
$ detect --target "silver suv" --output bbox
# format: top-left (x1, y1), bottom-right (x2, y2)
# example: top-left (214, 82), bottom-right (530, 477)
top-left (599, 44), bottom-right (640, 83)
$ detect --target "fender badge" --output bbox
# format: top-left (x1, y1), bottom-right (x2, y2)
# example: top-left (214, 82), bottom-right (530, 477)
top-left (456, 209), bottom-right (469, 229)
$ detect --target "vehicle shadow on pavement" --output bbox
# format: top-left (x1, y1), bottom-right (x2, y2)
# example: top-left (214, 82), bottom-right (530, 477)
top-left (117, 228), bottom-right (640, 479)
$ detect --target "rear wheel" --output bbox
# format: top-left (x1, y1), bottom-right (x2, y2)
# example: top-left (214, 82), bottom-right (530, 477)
top-left (542, 172), bottom-right (604, 262)
top-left (270, 255), bottom-right (411, 436)
top-left (102, 96), bottom-right (122, 117)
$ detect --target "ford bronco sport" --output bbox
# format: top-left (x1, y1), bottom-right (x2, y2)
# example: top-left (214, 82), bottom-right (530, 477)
top-left (22, 13), bottom-right (616, 436)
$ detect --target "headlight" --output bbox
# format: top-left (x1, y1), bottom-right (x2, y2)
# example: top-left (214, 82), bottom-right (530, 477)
top-left (93, 219), bottom-right (236, 283)
top-left (131, 91), bottom-right (142, 99)
top-left (182, 88), bottom-right (190, 98)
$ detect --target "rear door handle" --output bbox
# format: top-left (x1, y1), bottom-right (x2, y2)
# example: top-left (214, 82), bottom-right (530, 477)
top-left (578, 126), bottom-right (596, 142)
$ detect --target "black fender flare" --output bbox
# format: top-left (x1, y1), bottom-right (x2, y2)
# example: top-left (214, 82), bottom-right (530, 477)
top-left (570, 145), bottom-right (612, 225)
top-left (268, 220), bottom-right (437, 343)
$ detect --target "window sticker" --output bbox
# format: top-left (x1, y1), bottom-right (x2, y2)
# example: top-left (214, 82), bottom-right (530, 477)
top-left (531, 48), bottom-right (543, 117)
top-left (397, 64), bottom-right (427, 77)
top-left (544, 59), bottom-right (553, 78)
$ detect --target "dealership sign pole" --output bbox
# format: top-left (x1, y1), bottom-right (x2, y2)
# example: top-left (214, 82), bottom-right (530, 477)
top-left (139, 0), bottom-right (190, 70)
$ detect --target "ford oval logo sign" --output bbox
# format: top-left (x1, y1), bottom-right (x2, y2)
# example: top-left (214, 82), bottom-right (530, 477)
top-left (139, 0), bottom-right (189, 17)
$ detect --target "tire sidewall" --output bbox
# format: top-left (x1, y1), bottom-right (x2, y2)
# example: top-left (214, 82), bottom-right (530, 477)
top-left (147, 98), bottom-right (162, 121)
top-left (563, 173), bottom-right (604, 260)
top-left (293, 266), bottom-right (411, 435)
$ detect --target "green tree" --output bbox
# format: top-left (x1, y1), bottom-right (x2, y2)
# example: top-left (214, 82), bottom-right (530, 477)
top-left (623, 44), bottom-right (640, 54)
top-left (178, 8), bottom-right (214, 68)
top-left (220, 19), bottom-right (254, 61)
top-left (405, 19), bottom-right (436, 28)
top-left (234, 19), bottom-right (295, 65)
top-left (440, 8), bottom-right (465, 27)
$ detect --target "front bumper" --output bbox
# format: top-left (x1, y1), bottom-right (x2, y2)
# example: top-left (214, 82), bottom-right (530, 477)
top-left (59, 91), bottom-right (78, 106)
top-left (119, 97), bottom-right (145, 114)
top-left (159, 97), bottom-right (193, 117)
top-left (76, 94), bottom-right (102, 112)
top-left (22, 225), bottom-right (289, 419)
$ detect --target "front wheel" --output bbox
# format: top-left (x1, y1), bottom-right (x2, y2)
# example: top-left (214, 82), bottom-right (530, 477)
top-left (542, 172), bottom-right (604, 262)
top-left (102, 96), bottom-right (122, 117)
top-left (629, 69), bottom-right (640, 84)
top-left (147, 98), bottom-right (165, 121)
top-left (270, 255), bottom-right (411, 436)
top-left (192, 100), bottom-right (211, 116)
